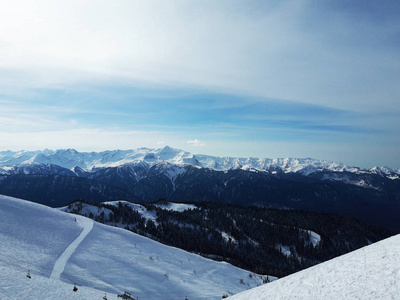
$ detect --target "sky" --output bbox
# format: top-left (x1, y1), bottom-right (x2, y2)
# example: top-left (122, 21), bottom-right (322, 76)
top-left (0, 0), bottom-right (399, 168)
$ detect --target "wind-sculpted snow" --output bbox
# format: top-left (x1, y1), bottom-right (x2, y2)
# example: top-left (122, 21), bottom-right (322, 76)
top-left (0, 195), bottom-right (273, 299)
top-left (230, 234), bottom-right (400, 300)
top-left (1, 146), bottom-right (399, 177)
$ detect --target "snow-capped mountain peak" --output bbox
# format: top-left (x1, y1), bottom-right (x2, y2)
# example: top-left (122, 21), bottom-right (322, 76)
top-left (0, 147), bottom-right (398, 178)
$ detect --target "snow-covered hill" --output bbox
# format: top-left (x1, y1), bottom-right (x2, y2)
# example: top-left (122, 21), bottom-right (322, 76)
top-left (1, 146), bottom-right (398, 177)
top-left (0, 194), bottom-right (272, 299)
top-left (229, 233), bottom-right (400, 300)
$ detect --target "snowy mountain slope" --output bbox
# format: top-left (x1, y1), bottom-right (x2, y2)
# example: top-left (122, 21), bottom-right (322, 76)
top-left (61, 199), bottom-right (392, 280)
top-left (0, 265), bottom-right (117, 300)
top-left (0, 195), bottom-right (272, 299)
top-left (50, 215), bottom-right (94, 280)
top-left (0, 162), bottom-right (76, 176)
top-left (63, 200), bottom-right (319, 247)
top-left (62, 219), bottom-right (270, 299)
top-left (0, 195), bottom-right (113, 299)
top-left (0, 195), bottom-right (82, 278)
top-left (1, 146), bottom-right (398, 176)
top-left (229, 234), bottom-right (400, 300)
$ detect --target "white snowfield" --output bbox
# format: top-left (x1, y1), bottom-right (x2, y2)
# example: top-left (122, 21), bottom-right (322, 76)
top-left (230, 234), bottom-right (400, 300)
top-left (154, 202), bottom-right (197, 212)
top-left (0, 195), bottom-right (114, 299)
top-left (0, 195), bottom-right (271, 299)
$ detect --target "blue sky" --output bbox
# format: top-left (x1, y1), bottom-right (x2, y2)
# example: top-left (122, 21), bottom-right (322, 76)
top-left (0, 0), bottom-right (399, 168)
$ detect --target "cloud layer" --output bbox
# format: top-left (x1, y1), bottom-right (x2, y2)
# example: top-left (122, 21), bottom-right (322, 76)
top-left (1, 1), bottom-right (398, 109)
top-left (0, 0), bottom-right (399, 168)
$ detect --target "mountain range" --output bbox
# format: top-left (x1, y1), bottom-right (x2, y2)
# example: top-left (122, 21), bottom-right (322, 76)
top-left (1, 146), bottom-right (399, 231)
top-left (1, 146), bottom-right (399, 176)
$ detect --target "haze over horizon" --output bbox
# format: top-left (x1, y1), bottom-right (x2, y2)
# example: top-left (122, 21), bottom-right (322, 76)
top-left (0, 1), bottom-right (399, 169)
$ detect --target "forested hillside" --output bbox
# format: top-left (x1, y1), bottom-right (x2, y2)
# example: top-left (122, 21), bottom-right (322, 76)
top-left (64, 199), bottom-right (392, 277)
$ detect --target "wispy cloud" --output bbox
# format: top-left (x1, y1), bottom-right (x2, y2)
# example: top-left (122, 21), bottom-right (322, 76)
top-left (187, 139), bottom-right (206, 147)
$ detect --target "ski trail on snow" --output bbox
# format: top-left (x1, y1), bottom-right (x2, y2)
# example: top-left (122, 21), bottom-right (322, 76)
top-left (50, 216), bottom-right (94, 280)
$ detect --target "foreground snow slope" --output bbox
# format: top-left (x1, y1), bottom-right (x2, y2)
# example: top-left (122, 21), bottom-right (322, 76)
top-left (0, 195), bottom-right (115, 299)
top-left (0, 265), bottom-right (116, 300)
top-left (0, 195), bottom-right (82, 278)
top-left (0, 195), bottom-right (269, 299)
top-left (230, 234), bottom-right (400, 300)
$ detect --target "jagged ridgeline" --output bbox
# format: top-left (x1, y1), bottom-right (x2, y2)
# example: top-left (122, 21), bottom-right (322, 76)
top-left (62, 200), bottom-right (391, 278)
top-left (1, 147), bottom-right (400, 231)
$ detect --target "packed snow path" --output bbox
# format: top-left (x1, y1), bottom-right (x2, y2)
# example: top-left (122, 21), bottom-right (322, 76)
top-left (50, 216), bottom-right (93, 280)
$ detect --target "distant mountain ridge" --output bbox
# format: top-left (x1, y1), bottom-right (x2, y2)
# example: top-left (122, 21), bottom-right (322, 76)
top-left (1, 147), bottom-right (399, 232)
top-left (1, 146), bottom-right (399, 177)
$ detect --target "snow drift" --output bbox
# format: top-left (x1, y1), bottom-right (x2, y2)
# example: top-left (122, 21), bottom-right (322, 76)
top-left (229, 233), bottom-right (400, 299)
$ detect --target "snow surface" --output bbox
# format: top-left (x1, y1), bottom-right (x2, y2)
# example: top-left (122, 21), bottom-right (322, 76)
top-left (0, 195), bottom-right (82, 278)
top-left (308, 230), bottom-right (321, 247)
top-left (219, 230), bottom-right (238, 245)
top-left (0, 265), bottom-right (117, 300)
top-left (103, 200), bottom-right (158, 224)
top-left (154, 202), bottom-right (197, 212)
top-left (0, 195), bottom-right (273, 299)
top-left (275, 244), bottom-right (292, 257)
top-left (230, 234), bottom-right (400, 300)
top-left (1, 146), bottom-right (398, 177)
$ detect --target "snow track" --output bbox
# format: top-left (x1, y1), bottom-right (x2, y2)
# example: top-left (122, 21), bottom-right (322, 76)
top-left (50, 216), bottom-right (93, 280)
